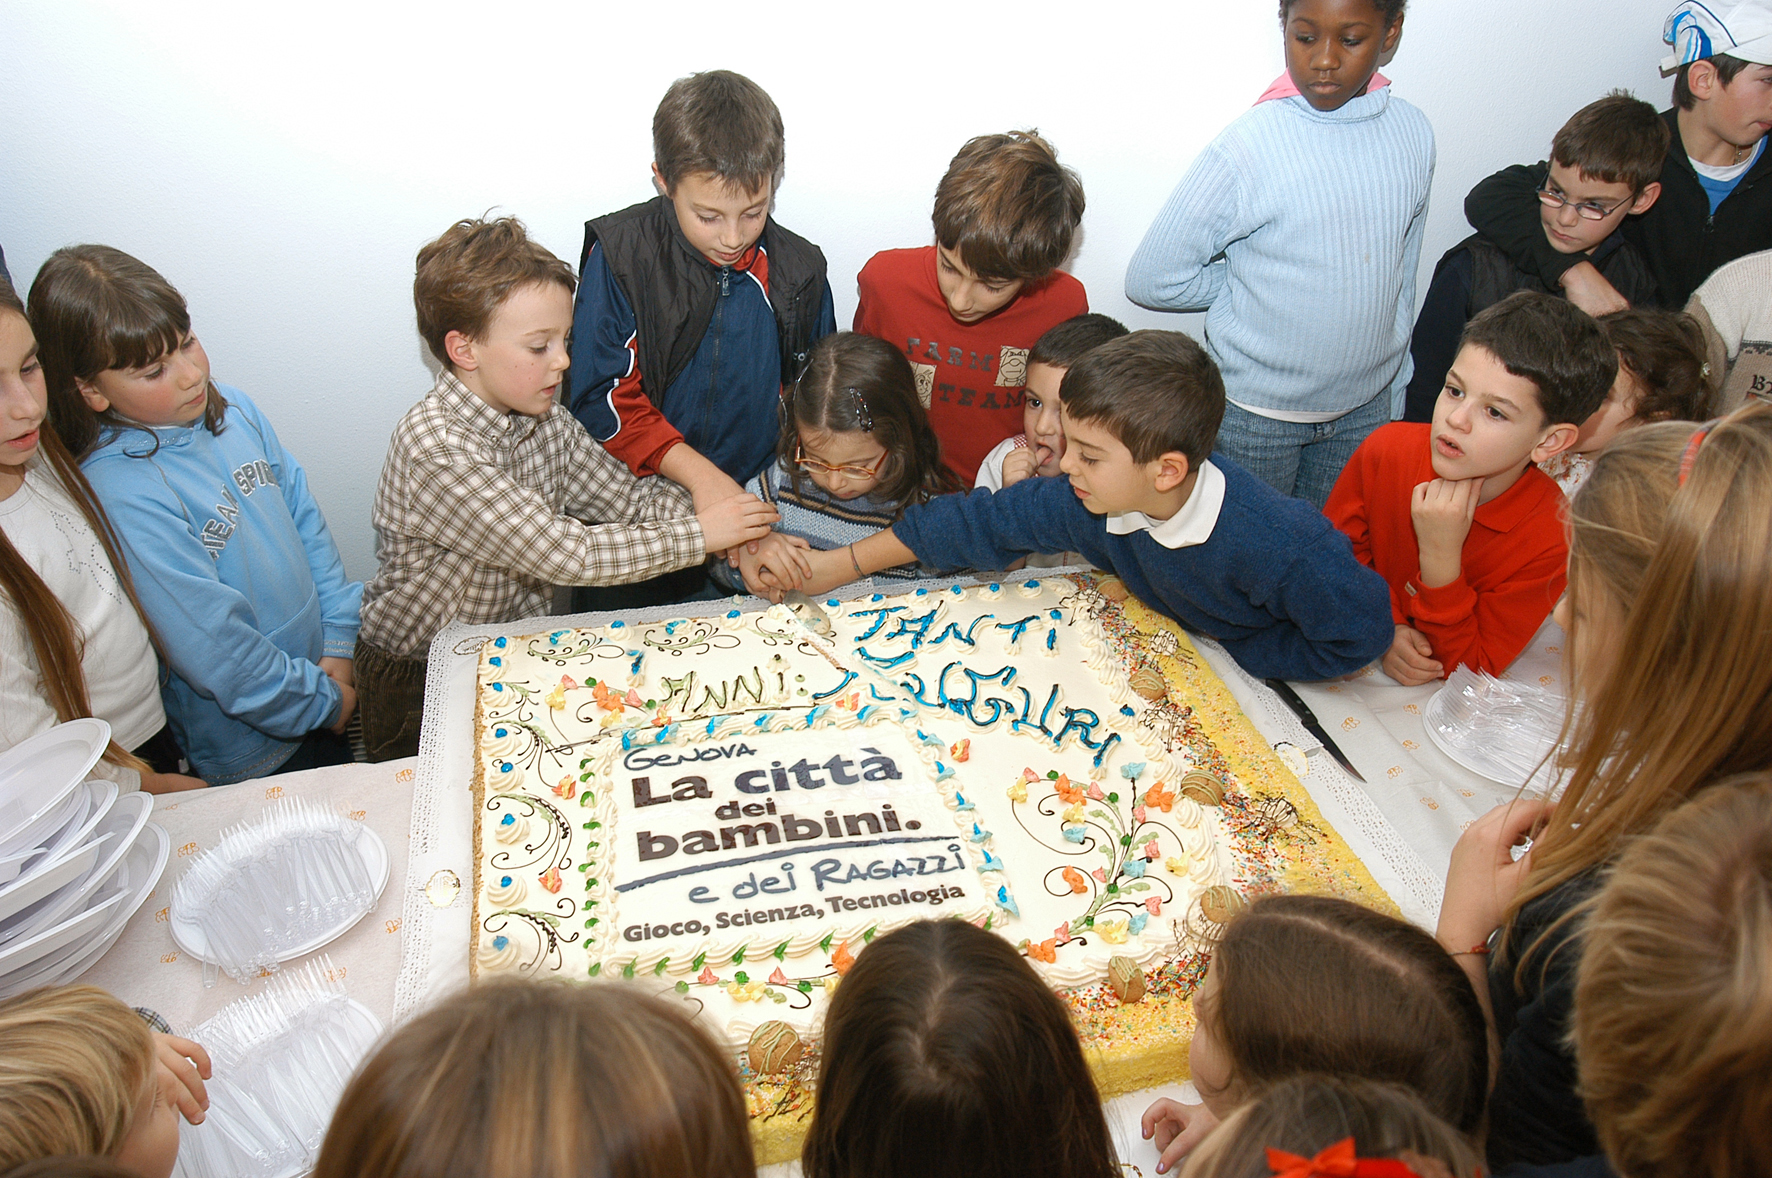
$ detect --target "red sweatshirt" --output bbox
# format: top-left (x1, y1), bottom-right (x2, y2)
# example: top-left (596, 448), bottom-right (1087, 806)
top-left (853, 247), bottom-right (1087, 484)
top-left (1325, 422), bottom-right (1568, 677)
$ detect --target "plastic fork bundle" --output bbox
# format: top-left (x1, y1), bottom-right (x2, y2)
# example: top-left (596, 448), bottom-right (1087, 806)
top-left (172, 799), bottom-right (376, 984)
top-left (1431, 666), bottom-right (1567, 785)
top-left (171, 956), bottom-right (385, 1178)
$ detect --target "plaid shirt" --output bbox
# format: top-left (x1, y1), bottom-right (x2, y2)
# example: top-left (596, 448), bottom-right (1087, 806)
top-left (360, 371), bottom-right (703, 657)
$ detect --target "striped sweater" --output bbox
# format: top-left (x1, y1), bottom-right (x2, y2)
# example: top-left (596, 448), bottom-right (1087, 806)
top-left (1125, 86), bottom-right (1436, 418)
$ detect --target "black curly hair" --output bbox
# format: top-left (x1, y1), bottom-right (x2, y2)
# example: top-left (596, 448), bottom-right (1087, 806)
top-left (1279, 0), bottom-right (1406, 27)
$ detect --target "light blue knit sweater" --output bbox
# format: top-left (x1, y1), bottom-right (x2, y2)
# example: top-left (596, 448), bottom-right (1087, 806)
top-left (1125, 87), bottom-right (1435, 417)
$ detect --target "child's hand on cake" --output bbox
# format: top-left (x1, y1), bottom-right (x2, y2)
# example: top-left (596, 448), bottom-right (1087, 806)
top-left (1382, 624), bottom-right (1443, 686)
top-left (1141, 1096), bottom-right (1220, 1173)
top-left (697, 491), bottom-right (780, 555)
top-left (739, 533), bottom-right (812, 599)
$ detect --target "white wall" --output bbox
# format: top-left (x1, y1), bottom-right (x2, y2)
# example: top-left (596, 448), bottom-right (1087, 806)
top-left (2, 0), bottom-right (1672, 580)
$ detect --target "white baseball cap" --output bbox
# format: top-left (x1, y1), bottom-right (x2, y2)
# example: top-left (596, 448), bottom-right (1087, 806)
top-left (1664, 1), bottom-right (1772, 70)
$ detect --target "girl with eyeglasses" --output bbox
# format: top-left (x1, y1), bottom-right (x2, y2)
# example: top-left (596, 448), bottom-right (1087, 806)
top-left (724, 332), bottom-right (962, 595)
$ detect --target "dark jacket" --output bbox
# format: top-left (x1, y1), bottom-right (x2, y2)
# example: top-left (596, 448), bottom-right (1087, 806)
top-left (1463, 109), bottom-right (1772, 310)
top-left (568, 197), bottom-right (835, 484)
top-left (1486, 871), bottom-right (1603, 1171)
top-left (1403, 228), bottom-right (1653, 422)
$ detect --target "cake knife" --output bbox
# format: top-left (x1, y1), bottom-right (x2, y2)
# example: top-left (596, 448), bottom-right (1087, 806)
top-left (781, 589), bottom-right (835, 636)
top-left (1262, 679), bottom-right (1367, 783)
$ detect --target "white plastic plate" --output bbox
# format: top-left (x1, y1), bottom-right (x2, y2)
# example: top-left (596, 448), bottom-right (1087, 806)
top-left (0, 834), bottom-right (112, 929)
top-left (0, 792), bottom-right (151, 945)
top-left (0, 719), bottom-right (110, 856)
top-left (169, 824), bottom-right (391, 967)
top-left (3, 821), bottom-right (170, 992)
top-left (0, 887), bottom-right (129, 985)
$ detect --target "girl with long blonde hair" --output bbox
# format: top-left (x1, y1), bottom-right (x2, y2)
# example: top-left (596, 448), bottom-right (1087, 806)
top-left (1436, 401), bottom-right (1772, 1170)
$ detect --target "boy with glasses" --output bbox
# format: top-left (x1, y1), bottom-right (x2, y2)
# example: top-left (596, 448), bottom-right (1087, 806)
top-left (1461, 1), bottom-right (1772, 321)
top-left (1404, 92), bottom-right (1665, 422)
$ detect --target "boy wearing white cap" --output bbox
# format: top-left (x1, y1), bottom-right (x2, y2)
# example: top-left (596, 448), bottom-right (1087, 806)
top-left (1462, 1), bottom-right (1772, 313)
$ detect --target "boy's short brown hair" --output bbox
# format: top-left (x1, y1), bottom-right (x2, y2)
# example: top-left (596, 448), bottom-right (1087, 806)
top-left (413, 216), bottom-right (574, 368)
top-left (1029, 313), bottom-right (1129, 371)
top-left (653, 70), bottom-right (784, 195)
top-left (932, 130), bottom-right (1085, 282)
top-left (1459, 291), bottom-right (1617, 428)
top-left (1550, 90), bottom-right (1670, 192)
top-left (1673, 53), bottom-right (1754, 110)
top-left (1058, 330), bottom-right (1224, 466)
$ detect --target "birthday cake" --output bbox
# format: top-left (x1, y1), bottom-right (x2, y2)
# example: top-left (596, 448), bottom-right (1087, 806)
top-left (469, 573), bottom-right (1391, 1160)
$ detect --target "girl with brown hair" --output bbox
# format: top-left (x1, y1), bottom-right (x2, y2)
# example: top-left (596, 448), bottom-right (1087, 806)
top-left (311, 979), bottom-right (754, 1178)
top-left (1574, 771), bottom-right (1772, 1178)
top-left (1178, 1075), bottom-right (1483, 1178)
top-left (728, 331), bottom-right (962, 596)
top-left (29, 245), bottom-right (361, 785)
top-left (1437, 401), bottom-right (1772, 1170)
top-left (0, 276), bottom-right (201, 792)
top-left (1141, 895), bottom-right (1487, 1174)
top-left (800, 918), bottom-right (1117, 1178)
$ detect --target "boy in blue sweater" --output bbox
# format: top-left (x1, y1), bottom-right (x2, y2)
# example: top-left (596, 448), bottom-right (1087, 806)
top-left (754, 331), bottom-right (1393, 682)
top-left (568, 70), bottom-right (837, 607)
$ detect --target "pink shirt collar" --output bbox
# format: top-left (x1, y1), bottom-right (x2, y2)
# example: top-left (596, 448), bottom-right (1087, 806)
top-left (1254, 71), bottom-right (1390, 104)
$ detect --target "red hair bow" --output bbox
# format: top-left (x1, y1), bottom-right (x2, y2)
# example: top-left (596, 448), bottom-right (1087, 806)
top-left (1266, 1138), bottom-right (1422, 1178)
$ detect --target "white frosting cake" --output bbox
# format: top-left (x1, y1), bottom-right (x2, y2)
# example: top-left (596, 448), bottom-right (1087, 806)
top-left (471, 576), bottom-right (1238, 1043)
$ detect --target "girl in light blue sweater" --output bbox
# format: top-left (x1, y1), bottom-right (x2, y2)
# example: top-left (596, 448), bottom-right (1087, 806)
top-left (1125, 0), bottom-right (1434, 508)
top-left (31, 246), bottom-right (362, 784)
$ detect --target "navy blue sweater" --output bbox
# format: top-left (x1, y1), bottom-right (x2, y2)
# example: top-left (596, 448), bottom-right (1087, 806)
top-left (892, 460), bottom-right (1393, 681)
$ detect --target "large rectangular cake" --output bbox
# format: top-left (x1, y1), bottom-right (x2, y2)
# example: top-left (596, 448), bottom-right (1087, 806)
top-left (469, 573), bottom-right (1391, 1162)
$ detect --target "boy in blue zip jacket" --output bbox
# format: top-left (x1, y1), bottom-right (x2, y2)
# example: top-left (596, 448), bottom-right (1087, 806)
top-left (568, 69), bottom-right (837, 607)
top-left (750, 331), bottom-right (1393, 682)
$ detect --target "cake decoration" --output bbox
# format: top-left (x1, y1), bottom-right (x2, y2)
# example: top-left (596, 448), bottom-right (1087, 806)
top-left (467, 572), bottom-right (1398, 1164)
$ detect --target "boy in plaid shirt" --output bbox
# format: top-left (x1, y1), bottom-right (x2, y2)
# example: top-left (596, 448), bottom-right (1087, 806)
top-left (356, 217), bottom-right (777, 760)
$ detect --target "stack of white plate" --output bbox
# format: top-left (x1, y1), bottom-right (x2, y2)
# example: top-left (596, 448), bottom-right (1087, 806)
top-left (0, 719), bottom-right (171, 997)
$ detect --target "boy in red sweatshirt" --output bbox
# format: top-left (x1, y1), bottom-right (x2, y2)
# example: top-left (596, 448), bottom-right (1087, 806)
top-left (1327, 292), bottom-right (1616, 684)
top-left (854, 130), bottom-right (1088, 486)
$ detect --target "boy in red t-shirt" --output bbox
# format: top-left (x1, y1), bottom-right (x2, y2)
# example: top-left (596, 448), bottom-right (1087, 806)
top-left (854, 130), bottom-right (1088, 485)
top-left (1327, 292), bottom-right (1617, 684)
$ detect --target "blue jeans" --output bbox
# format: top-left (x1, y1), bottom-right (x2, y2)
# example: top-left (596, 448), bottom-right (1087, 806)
top-left (1213, 392), bottom-right (1394, 509)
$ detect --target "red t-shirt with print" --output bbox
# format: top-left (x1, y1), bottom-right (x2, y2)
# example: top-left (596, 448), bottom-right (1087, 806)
top-left (853, 246), bottom-right (1087, 485)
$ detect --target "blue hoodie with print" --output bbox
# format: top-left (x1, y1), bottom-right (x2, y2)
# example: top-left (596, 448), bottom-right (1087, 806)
top-left (81, 387), bottom-right (361, 783)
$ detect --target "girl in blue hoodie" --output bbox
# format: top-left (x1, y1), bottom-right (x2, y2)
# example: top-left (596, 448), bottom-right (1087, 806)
top-left (30, 246), bottom-right (361, 784)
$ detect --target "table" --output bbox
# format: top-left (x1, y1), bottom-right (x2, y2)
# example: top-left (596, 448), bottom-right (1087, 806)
top-left (79, 758), bottom-right (420, 1034)
top-left (71, 581), bottom-right (1562, 1176)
